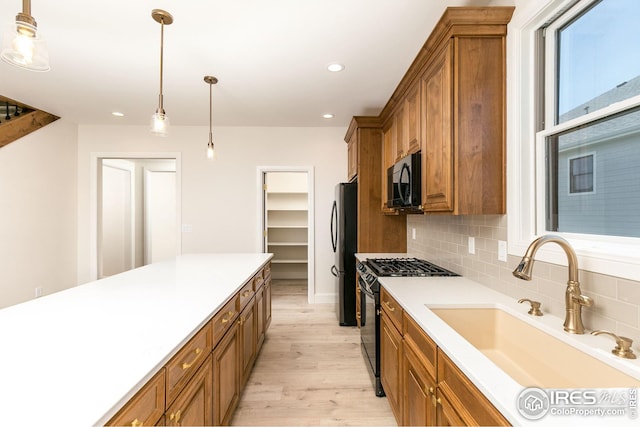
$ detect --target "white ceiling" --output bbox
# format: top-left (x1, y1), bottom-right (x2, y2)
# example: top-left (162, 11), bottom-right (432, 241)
top-left (0, 0), bottom-right (513, 128)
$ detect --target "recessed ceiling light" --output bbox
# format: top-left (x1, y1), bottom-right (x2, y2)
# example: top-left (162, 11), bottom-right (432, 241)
top-left (111, 111), bottom-right (125, 117)
top-left (327, 63), bottom-right (345, 72)
top-left (323, 113), bottom-right (334, 119)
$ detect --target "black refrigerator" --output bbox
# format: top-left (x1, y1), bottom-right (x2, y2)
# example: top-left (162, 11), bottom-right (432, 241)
top-left (330, 182), bottom-right (358, 326)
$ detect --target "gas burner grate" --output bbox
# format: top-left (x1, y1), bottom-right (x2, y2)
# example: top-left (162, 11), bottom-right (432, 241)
top-left (366, 257), bottom-right (458, 277)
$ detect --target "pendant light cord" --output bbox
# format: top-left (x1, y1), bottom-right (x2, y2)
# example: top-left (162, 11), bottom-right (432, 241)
top-left (158, 18), bottom-right (164, 112)
top-left (209, 81), bottom-right (213, 142)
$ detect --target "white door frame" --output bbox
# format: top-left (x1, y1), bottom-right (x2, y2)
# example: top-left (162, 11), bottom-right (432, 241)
top-left (257, 166), bottom-right (315, 304)
top-left (90, 152), bottom-right (182, 281)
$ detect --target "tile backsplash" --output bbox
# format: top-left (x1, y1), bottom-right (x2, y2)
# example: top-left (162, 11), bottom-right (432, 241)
top-left (407, 214), bottom-right (640, 346)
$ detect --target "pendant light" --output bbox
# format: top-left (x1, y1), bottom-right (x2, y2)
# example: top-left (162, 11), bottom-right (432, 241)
top-left (150, 9), bottom-right (173, 137)
top-left (1, 0), bottom-right (50, 72)
top-left (204, 75), bottom-right (218, 159)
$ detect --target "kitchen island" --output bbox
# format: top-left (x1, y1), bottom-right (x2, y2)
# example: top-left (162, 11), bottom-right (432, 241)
top-left (0, 253), bottom-right (272, 426)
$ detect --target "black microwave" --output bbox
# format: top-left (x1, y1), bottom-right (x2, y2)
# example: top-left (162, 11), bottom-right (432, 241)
top-left (387, 151), bottom-right (422, 211)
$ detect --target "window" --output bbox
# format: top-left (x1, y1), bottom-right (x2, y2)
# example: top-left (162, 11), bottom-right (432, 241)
top-left (508, 0), bottom-right (640, 279)
top-left (569, 154), bottom-right (593, 194)
top-left (539, 0), bottom-right (640, 239)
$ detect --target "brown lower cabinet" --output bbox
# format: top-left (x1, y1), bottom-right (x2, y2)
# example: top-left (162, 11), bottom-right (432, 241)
top-left (167, 354), bottom-right (213, 426)
top-left (239, 296), bottom-right (257, 387)
top-left (106, 262), bottom-right (271, 427)
top-left (213, 320), bottom-right (240, 426)
top-left (379, 285), bottom-right (511, 427)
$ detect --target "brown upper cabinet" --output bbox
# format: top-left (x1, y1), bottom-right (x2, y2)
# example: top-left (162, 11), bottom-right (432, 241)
top-left (347, 130), bottom-right (358, 182)
top-left (377, 7), bottom-right (514, 215)
top-left (344, 117), bottom-right (407, 252)
top-left (392, 83), bottom-right (421, 164)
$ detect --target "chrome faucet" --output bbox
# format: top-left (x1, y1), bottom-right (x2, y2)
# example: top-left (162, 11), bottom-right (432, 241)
top-left (512, 235), bottom-right (593, 334)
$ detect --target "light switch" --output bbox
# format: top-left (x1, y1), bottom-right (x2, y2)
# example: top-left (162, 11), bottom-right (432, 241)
top-left (412, 228), bottom-right (416, 240)
top-left (182, 224), bottom-right (193, 233)
top-left (468, 236), bottom-right (475, 254)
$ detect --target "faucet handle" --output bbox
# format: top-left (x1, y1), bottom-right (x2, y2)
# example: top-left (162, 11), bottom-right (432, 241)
top-left (591, 330), bottom-right (637, 359)
top-left (518, 298), bottom-right (543, 316)
top-left (572, 293), bottom-right (594, 307)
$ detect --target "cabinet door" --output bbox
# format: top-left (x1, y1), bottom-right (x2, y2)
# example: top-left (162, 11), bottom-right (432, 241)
top-left (403, 344), bottom-right (437, 426)
top-left (435, 390), bottom-right (465, 427)
top-left (212, 323), bottom-right (240, 426)
top-left (347, 132), bottom-right (358, 181)
top-left (382, 120), bottom-right (394, 211)
top-left (394, 105), bottom-right (405, 162)
top-left (380, 311), bottom-right (403, 424)
top-left (264, 278), bottom-right (272, 330)
top-left (255, 286), bottom-right (265, 351)
top-left (405, 82), bottom-right (421, 155)
top-left (166, 355), bottom-right (213, 427)
top-left (239, 296), bottom-right (257, 387)
top-left (422, 42), bottom-right (454, 212)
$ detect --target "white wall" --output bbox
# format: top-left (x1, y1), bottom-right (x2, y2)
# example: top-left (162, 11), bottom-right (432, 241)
top-left (77, 125), bottom-right (347, 300)
top-left (0, 119), bottom-right (78, 308)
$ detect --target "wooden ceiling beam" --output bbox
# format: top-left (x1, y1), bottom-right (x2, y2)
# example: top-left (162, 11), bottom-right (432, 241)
top-left (0, 95), bottom-right (59, 148)
top-left (0, 109), bottom-right (59, 148)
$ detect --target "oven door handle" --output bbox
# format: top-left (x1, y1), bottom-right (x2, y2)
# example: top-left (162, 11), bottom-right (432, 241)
top-left (358, 277), bottom-right (375, 298)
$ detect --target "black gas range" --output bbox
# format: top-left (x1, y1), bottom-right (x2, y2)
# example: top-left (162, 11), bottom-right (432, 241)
top-left (356, 257), bottom-right (458, 397)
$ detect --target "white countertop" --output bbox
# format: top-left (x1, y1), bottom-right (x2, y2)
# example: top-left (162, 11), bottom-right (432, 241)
top-left (356, 253), bottom-right (640, 426)
top-left (0, 253), bottom-right (272, 427)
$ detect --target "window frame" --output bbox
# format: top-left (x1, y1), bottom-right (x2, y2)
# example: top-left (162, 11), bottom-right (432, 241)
top-left (567, 152), bottom-right (595, 195)
top-left (508, 0), bottom-right (640, 280)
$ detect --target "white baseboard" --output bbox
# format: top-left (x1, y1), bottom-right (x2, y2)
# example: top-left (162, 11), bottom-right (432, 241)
top-left (312, 293), bottom-right (336, 304)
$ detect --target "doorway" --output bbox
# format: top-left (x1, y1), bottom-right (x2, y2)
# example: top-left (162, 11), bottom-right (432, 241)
top-left (97, 157), bottom-right (178, 279)
top-left (259, 167), bottom-right (314, 303)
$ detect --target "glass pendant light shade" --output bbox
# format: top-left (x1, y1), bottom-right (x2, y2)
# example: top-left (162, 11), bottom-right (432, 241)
top-left (207, 140), bottom-right (215, 159)
top-left (150, 110), bottom-right (169, 136)
top-left (1, 6), bottom-right (50, 72)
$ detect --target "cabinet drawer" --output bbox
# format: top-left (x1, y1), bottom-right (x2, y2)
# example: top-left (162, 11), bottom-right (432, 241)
top-left (106, 370), bottom-right (165, 427)
top-left (238, 281), bottom-right (255, 310)
top-left (403, 312), bottom-right (437, 379)
top-left (166, 323), bottom-right (212, 405)
top-left (437, 349), bottom-right (510, 426)
top-left (380, 287), bottom-right (403, 331)
top-left (212, 295), bottom-right (239, 342)
top-left (264, 262), bottom-right (272, 280)
top-left (253, 270), bottom-right (264, 291)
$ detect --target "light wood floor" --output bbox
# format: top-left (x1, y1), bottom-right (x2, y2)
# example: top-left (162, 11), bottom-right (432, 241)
top-left (231, 280), bottom-right (396, 426)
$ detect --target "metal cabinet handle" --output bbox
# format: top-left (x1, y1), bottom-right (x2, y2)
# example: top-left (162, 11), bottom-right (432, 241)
top-left (221, 311), bottom-right (235, 324)
top-left (591, 330), bottom-right (637, 359)
top-left (170, 409), bottom-right (181, 423)
top-left (384, 300), bottom-right (395, 312)
top-left (181, 347), bottom-right (203, 370)
top-left (131, 419), bottom-right (143, 427)
top-left (242, 290), bottom-right (251, 297)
